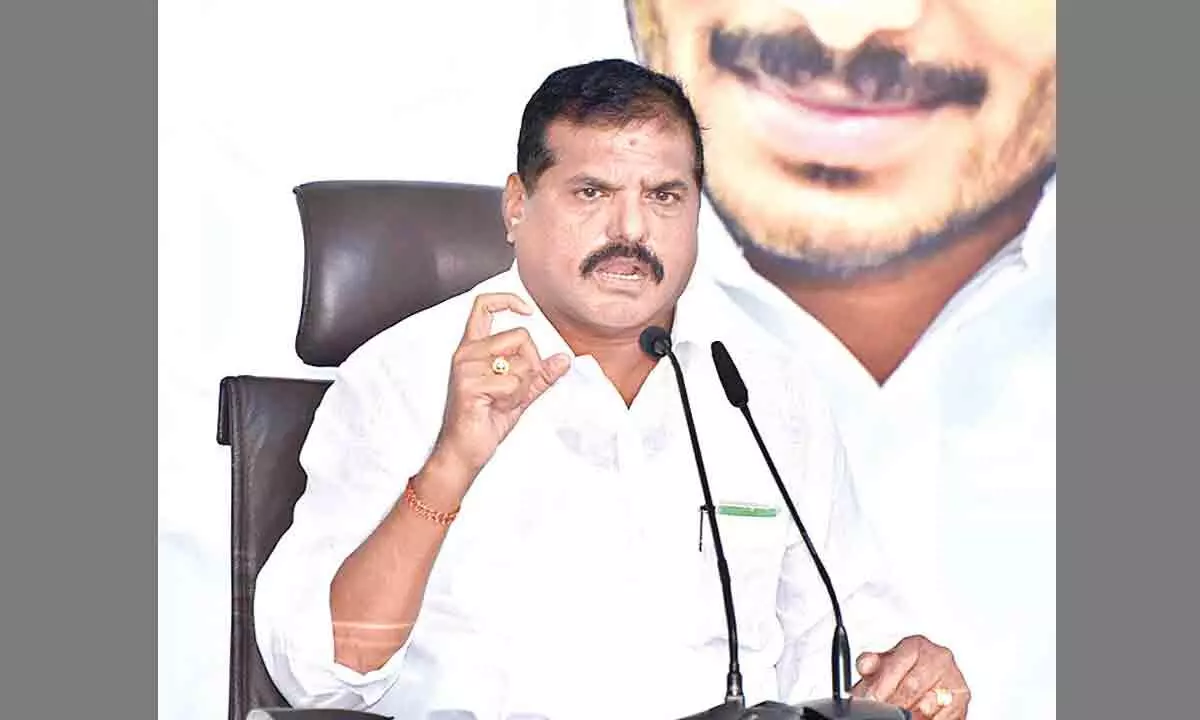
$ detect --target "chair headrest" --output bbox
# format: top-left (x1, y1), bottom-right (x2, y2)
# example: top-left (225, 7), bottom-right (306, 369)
top-left (293, 181), bottom-right (513, 366)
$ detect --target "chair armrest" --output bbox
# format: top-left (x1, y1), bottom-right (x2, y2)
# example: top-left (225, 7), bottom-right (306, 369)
top-left (245, 709), bottom-right (391, 720)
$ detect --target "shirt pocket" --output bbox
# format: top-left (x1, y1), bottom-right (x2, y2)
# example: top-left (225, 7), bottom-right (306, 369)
top-left (687, 511), bottom-right (790, 651)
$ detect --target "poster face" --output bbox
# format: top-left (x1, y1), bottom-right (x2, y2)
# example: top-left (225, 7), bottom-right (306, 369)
top-left (624, 0), bottom-right (1056, 277)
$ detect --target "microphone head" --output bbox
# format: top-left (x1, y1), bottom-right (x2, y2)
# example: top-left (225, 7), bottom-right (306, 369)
top-left (639, 326), bottom-right (672, 358)
top-left (711, 341), bottom-right (749, 409)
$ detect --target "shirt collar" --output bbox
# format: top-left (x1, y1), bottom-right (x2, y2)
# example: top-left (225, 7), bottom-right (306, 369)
top-left (661, 273), bottom-right (719, 369)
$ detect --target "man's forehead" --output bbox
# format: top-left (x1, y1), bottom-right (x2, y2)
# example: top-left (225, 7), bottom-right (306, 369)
top-left (544, 118), bottom-right (694, 170)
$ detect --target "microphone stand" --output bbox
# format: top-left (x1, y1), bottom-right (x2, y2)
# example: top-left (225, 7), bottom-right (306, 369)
top-left (640, 327), bottom-right (745, 708)
top-left (695, 340), bottom-right (909, 720)
top-left (639, 328), bottom-right (908, 720)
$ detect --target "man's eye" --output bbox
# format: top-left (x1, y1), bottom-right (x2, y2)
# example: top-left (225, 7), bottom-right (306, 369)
top-left (652, 191), bottom-right (681, 204)
top-left (577, 187), bottom-right (601, 200)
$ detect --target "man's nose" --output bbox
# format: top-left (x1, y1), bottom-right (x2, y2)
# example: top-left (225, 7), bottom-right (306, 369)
top-left (607, 191), bottom-right (648, 245)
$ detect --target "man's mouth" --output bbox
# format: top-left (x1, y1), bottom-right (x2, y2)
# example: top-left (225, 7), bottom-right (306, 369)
top-left (591, 257), bottom-right (650, 282)
top-left (579, 243), bottom-right (665, 284)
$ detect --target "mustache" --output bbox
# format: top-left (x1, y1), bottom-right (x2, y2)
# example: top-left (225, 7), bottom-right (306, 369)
top-left (579, 242), bottom-right (666, 283)
top-left (709, 26), bottom-right (989, 109)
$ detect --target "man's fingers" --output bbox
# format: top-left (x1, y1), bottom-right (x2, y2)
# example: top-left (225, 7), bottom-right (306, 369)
top-left (892, 641), bottom-right (959, 709)
top-left (861, 639), bottom-right (920, 702)
top-left (928, 689), bottom-right (969, 720)
top-left (457, 329), bottom-right (572, 409)
top-left (857, 637), bottom-right (968, 718)
top-left (469, 353), bottom-right (567, 414)
top-left (931, 700), bottom-right (967, 720)
top-left (461, 327), bottom-right (545, 372)
top-left (460, 293), bottom-right (534, 342)
top-left (458, 354), bottom-right (533, 380)
top-left (465, 373), bottom-right (529, 410)
top-left (889, 664), bottom-right (941, 710)
top-left (526, 353), bottom-right (572, 403)
top-left (857, 652), bottom-right (881, 676)
top-left (916, 691), bottom-right (940, 718)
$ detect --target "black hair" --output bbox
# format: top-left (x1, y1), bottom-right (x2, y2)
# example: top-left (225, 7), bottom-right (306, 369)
top-left (516, 58), bottom-right (704, 192)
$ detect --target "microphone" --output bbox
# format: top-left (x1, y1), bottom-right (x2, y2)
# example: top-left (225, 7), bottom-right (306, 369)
top-left (707, 340), bottom-right (908, 720)
top-left (638, 326), bottom-right (745, 710)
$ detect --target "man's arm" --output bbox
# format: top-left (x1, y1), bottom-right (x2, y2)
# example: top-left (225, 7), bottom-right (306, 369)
top-left (327, 292), bottom-right (571, 674)
top-left (328, 449), bottom-right (472, 673)
top-left (253, 358), bottom-right (442, 709)
top-left (255, 292), bottom-right (570, 709)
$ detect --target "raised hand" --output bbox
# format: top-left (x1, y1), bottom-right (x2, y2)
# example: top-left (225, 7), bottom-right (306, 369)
top-left (428, 292), bottom-right (572, 490)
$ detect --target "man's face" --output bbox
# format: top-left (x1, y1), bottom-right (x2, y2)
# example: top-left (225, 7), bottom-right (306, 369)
top-left (504, 117), bottom-right (701, 335)
top-left (627, 0), bottom-right (1057, 276)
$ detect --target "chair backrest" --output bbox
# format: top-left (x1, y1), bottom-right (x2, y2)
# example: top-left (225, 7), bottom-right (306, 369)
top-left (294, 180), bottom-right (512, 366)
top-left (218, 376), bottom-right (331, 720)
top-left (219, 181), bottom-right (512, 720)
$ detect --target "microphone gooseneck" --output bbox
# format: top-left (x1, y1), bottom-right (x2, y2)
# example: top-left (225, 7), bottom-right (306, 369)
top-left (671, 337), bottom-right (909, 720)
top-left (710, 340), bottom-right (853, 704)
top-left (639, 326), bottom-right (744, 706)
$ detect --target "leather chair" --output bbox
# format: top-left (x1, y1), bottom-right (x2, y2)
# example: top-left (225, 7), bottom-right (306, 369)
top-left (217, 180), bottom-right (514, 720)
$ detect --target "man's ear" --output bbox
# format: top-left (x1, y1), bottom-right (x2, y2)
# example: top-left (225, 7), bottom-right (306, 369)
top-left (502, 173), bottom-right (526, 244)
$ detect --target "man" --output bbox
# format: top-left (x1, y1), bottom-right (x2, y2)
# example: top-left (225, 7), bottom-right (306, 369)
top-left (254, 59), bottom-right (952, 719)
top-left (625, 2), bottom-right (1057, 718)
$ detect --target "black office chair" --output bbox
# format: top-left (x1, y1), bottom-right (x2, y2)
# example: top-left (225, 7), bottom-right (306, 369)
top-left (217, 180), bottom-right (513, 720)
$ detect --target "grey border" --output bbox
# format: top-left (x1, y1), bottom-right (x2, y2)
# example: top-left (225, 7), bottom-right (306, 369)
top-left (1068, 1), bottom-right (1200, 717)
top-left (0, 0), bottom-right (156, 715)
top-left (1, 0), bottom-right (1198, 716)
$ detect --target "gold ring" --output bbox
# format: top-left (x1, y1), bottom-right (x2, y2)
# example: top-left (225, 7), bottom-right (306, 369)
top-left (490, 356), bottom-right (510, 375)
top-left (934, 688), bottom-right (954, 708)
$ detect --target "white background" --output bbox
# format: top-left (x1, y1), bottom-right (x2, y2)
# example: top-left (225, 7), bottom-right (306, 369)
top-left (158, 3), bottom-right (636, 718)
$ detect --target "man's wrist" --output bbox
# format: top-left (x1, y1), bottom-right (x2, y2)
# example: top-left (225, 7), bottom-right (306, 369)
top-left (402, 483), bottom-right (460, 526)
top-left (411, 448), bottom-right (475, 511)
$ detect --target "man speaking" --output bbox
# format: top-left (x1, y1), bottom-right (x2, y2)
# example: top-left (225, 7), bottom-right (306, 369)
top-left (253, 59), bottom-right (951, 719)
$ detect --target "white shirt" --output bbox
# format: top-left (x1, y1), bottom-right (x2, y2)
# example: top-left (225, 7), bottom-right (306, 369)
top-left (254, 263), bottom-right (915, 720)
top-left (697, 176), bottom-right (1058, 720)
